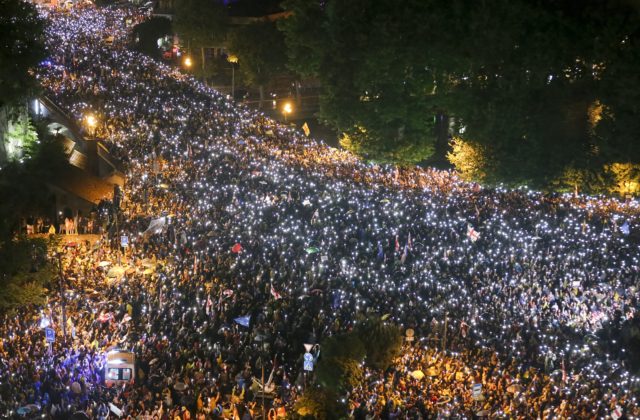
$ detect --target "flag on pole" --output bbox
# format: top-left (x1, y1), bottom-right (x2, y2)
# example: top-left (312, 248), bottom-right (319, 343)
top-left (621, 221), bottom-right (630, 235)
top-left (143, 216), bottom-right (166, 236)
top-left (302, 122), bottom-right (310, 137)
top-left (206, 294), bottom-right (213, 315)
top-left (400, 244), bottom-right (408, 264)
top-left (270, 283), bottom-right (282, 300)
top-left (234, 315), bottom-right (251, 327)
top-left (377, 243), bottom-right (384, 260)
top-left (467, 224), bottom-right (480, 242)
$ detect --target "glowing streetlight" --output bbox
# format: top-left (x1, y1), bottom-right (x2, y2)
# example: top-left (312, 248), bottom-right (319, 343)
top-left (282, 101), bottom-right (293, 122)
top-left (227, 54), bottom-right (238, 100)
top-left (183, 56), bottom-right (193, 68)
top-left (85, 113), bottom-right (97, 129)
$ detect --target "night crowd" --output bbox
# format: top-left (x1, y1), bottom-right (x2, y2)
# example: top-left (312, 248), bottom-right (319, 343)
top-left (2, 4), bottom-right (640, 419)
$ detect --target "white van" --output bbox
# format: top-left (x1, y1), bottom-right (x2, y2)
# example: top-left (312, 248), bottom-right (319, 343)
top-left (105, 350), bottom-right (135, 387)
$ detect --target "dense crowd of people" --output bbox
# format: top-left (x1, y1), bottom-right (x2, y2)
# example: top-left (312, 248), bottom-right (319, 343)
top-left (2, 4), bottom-right (640, 419)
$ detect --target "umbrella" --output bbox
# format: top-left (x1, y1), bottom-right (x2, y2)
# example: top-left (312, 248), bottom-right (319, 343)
top-left (143, 268), bottom-right (155, 275)
top-left (149, 358), bottom-right (160, 365)
top-left (410, 370), bottom-right (425, 380)
top-left (476, 410), bottom-right (490, 417)
top-left (427, 367), bottom-right (439, 377)
top-left (174, 382), bottom-right (188, 391)
top-left (99, 261), bottom-right (111, 267)
top-left (305, 246), bottom-right (320, 254)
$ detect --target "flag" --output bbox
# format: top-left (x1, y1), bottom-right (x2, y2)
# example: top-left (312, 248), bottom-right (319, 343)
top-left (400, 244), bottom-right (408, 264)
top-left (39, 316), bottom-right (51, 329)
top-left (234, 315), bottom-right (251, 327)
top-left (206, 294), bottom-right (213, 315)
top-left (302, 122), bottom-right (310, 137)
top-left (467, 224), bottom-right (480, 242)
top-left (395, 235), bottom-right (400, 253)
top-left (621, 221), bottom-right (630, 235)
top-left (377, 243), bottom-right (384, 260)
top-left (98, 312), bottom-right (113, 323)
top-left (270, 283), bottom-right (282, 300)
top-left (332, 291), bottom-right (340, 309)
top-left (143, 216), bottom-right (166, 236)
top-left (231, 243), bottom-right (243, 253)
top-left (407, 231), bottom-right (412, 250)
top-left (305, 246), bottom-right (320, 254)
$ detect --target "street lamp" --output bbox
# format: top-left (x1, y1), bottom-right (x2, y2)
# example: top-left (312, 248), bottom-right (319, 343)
top-left (282, 101), bottom-right (293, 122)
top-left (85, 113), bottom-right (97, 131)
top-left (227, 54), bottom-right (238, 100)
top-left (183, 56), bottom-right (193, 69)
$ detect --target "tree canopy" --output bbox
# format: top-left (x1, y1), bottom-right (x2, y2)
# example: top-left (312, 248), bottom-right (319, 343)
top-left (173, 0), bottom-right (228, 48)
top-left (132, 16), bottom-right (172, 59)
top-left (279, 0), bottom-right (640, 191)
top-left (226, 20), bottom-right (287, 107)
top-left (0, 0), bottom-right (46, 108)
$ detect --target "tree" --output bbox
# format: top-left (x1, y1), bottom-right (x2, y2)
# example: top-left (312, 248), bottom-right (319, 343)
top-left (315, 332), bottom-right (365, 392)
top-left (292, 386), bottom-right (346, 420)
top-left (280, 0), bottom-right (440, 164)
top-left (355, 316), bottom-right (403, 371)
top-left (0, 0), bottom-right (46, 109)
top-left (0, 0), bottom-right (46, 161)
top-left (278, 0), bottom-right (326, 79)
top-left (280, 0), bottom-right (640, 191)
top-left (132, 17), bottom-right (172, 59)
top-left (446, 137), bottom-right (486, 183)
top-left (0, 126), bottom-right (67, 241)
top-left (4, 111), bottom-right (38, 161)
top-left (0, 236), bottom-right (54, 311)
top-left (227, 21), bottom-right (287, 108)
top-left (173, 0), bottom-right (228, 78)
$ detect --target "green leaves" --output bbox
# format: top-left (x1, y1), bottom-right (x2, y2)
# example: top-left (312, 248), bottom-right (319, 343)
top-left (173, 0), bottom-right (228, 48)
top-left (280, 0), bottom-right (640, 192)
top-left (227, 20), bottom-right (287, 89)
top-left (0, 237), bottom-right (52, 311)
top-left (0, 0), bottom-right (46, 108)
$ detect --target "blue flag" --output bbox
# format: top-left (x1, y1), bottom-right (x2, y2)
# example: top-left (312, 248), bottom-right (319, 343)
top-left (234, 315), bottom-right (251, 327)
top-left (621, 221), bottom-right (630, 236)
top-left (377, 243), bottom-right (384, 260)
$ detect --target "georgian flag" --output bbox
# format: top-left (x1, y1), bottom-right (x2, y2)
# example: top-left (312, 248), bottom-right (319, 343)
top-left (205, 294), bottom-right (213, 315)
top-left (467, 224), bottom-right (480, 242)
top-left (270, 283), bottom-right (282, 300)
